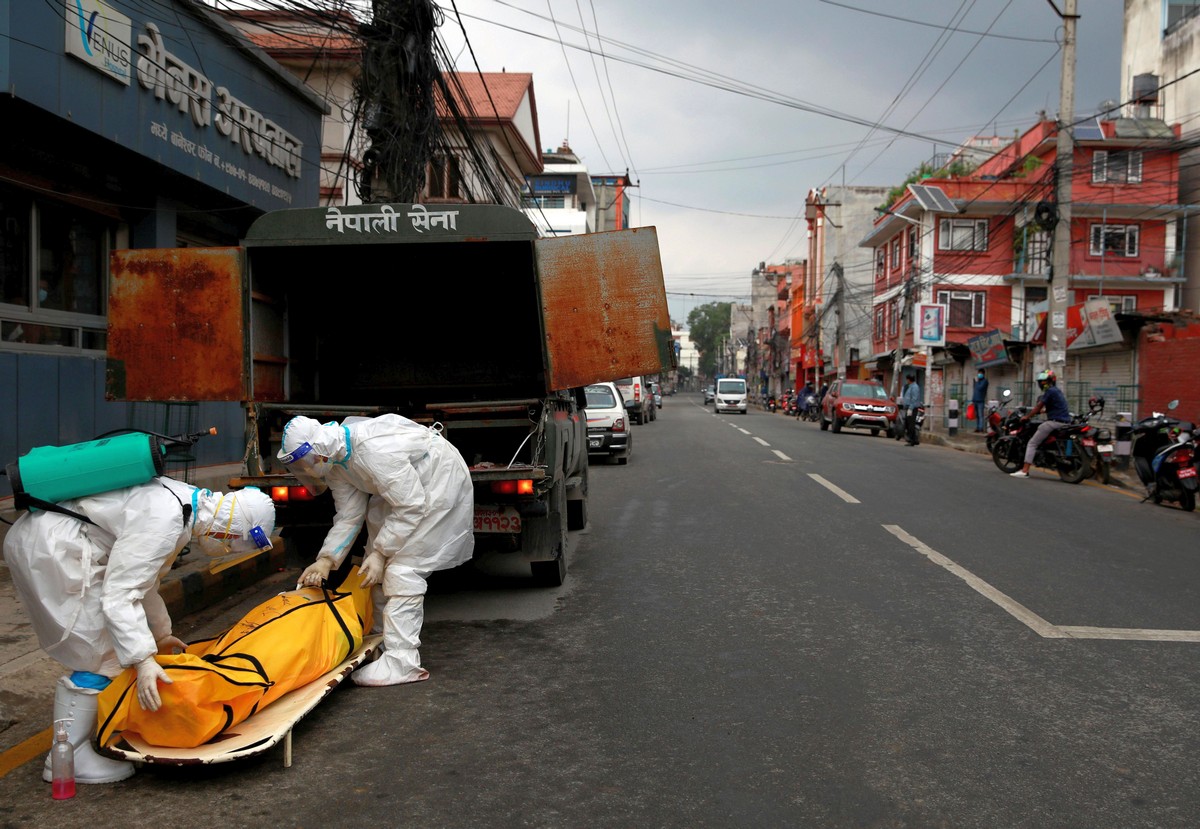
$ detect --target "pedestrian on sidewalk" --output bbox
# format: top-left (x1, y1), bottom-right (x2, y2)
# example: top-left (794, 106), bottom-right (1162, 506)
top-left (2, 481), bottom-right (274, 785)
top-left (971, 368), bottom-right (989, 433)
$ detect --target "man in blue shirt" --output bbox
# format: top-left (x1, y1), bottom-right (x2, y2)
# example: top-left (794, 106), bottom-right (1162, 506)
top-left (1011, 369), bottom-right (1071, 478)
top-left (971, 368), bottom-right (989, 432)
top-left (901, 373), bottom-right (922, 445)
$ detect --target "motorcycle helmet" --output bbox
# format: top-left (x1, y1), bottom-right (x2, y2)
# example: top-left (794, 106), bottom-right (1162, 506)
top-left (1036, 369), bottom-right (1056, 390)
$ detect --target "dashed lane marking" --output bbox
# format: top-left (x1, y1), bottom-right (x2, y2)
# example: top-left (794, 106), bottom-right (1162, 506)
top-left (772, 450), bottom-right (792, 461)
top-left (737, 427), bottom-right (751, 435)
top-left (753, 437), bottom-right (770, 446)
top-left (808, 474), bottom-right (860, 504)
top-left (883, 524), bottom-right (1200, 643)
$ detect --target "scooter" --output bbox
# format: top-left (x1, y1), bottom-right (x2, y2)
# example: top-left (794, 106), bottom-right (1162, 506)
top-left (991, 412), bottom-right (1090, 483)
top-left (1130, 401), bottom-right (1196, 512)
top-left (767, 396), bottom-right (777, 413)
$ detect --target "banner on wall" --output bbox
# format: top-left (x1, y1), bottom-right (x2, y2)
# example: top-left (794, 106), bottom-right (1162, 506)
top-left (968, 328), bottom-right (1009, 367)
top-left (1066, 300), bottom-right (1124, 349)
top-left (915, 303), bottom-right (947, 348)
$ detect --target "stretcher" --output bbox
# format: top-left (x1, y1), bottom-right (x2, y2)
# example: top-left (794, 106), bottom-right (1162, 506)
top-left (98, 634), bottom-right (381, 768)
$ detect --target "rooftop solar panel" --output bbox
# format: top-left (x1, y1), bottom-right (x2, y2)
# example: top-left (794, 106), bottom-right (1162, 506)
top-left (1073, 118), bottom-right (1105, 141)
top-left (909, 184), bottom-right (958, 214)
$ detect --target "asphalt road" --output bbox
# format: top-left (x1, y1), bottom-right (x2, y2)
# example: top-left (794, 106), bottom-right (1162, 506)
top-left (2, 393), bottom-right (1199, 828)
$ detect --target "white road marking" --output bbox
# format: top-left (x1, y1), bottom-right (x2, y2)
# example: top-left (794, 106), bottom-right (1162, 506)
top-left (808, 474), bottom-right (860, 504)
top-left (883, 525), bottom-right (1200, 643)
top-left (753, 437), bottom-right (770, 446)
top-left (772, 450), bottom-right (792, 461)
top-left (738, 428), bottom-right (751, 435)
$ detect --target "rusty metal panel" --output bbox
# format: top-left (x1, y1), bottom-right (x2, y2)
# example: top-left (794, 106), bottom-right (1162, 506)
top-left (535, 228), bottom-right (675, 390)
top-left (107, 248), bottom-right (247, 401)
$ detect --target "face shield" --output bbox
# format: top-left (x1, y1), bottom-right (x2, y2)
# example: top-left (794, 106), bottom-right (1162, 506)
top-left (278, 441), bottom-right (330, 496)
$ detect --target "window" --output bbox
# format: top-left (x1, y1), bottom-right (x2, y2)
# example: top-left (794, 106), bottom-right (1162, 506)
top-left (890, 237), bottom-right (901, 271)
top-left (888, 298), bottom-right (899, 337)
top-left (1, 188), bottom-right (109, 351)
top-left (426, 155), bottom-right (462, 200)
top-left (1089, 223), bottom-right (1140, 257)
top-left (874, 305), bottom-right (885, 340)
top-left (936, 290), bottom-right (986, 327)
top-left (1091, 150), bottom-right (1143, 184)
top-left (907, 227), bottom-right (918, 262)
top-left (938, 218), bottom-right (989, 252)
top-left (875, 247), bottom-right (886, 279)
top-left (1087, 294), bottom-right (1137, 314)
top-left (1016, 228), bottom-right (1052, 275)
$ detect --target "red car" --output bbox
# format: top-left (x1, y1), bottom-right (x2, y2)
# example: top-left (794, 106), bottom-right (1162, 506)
top-left (820, 378), bottom-right (898, 437)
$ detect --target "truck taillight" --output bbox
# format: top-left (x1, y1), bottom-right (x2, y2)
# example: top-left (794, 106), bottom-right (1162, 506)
top-left (491, 479), bottom-right (534, 496)
top-left (272, 485), bottom-right (315, 503)
top-left (634, 384), bottom-right (641, 400)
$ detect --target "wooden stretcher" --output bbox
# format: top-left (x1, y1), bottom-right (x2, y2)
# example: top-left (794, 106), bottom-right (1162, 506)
top-left (98, 634), bottom-right (382, 768)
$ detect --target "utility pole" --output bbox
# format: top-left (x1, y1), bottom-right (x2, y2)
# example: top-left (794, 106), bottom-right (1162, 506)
top-left (1048, 0), bottom-right (1078, 383)
top-left (833, 262), bottom-right (847, 379)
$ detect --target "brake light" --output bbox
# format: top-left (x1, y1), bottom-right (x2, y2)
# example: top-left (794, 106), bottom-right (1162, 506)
top-left (491, 479), bottom-right (535, 496)
top-left (271, 485), bottom-right (315, 503)
top-left (634, 383), bottom-right (642, 400)
top-left (1177, 448), bottom-right (1194, 464)
top-left (613, 417), bottom-right (625, 432)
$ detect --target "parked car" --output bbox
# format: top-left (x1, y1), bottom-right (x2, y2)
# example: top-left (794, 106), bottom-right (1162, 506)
top-left (819, 378), bottom-right (898, 436)
top-left (714, 377), bottom-right (748, 414)
top-left (614, 376), bottom-right (653, 424)
top-left (703, 385), bottom-right (715, 405)
top-left (650, 381), bottom-right (663, 408)
top-left (584, 382), bottom-right (631, 464)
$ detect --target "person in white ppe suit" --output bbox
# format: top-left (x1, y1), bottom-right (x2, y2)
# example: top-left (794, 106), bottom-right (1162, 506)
top-left (279, 414), bottom-right (473, 686)
top-left (2, 480), bottom-right (274, 784)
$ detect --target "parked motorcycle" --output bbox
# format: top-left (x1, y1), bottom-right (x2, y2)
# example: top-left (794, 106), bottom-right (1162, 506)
top-left (767, 395), bottom-right (777, 413)
top-left (901, 404), bottom-right (926, 445)
top-left (991, 410), bottom-right (1090, 483)
top-left (1075, 397), bottom-right (1114, 485)
top-left (1130, 401), bottom-right (1196, 512)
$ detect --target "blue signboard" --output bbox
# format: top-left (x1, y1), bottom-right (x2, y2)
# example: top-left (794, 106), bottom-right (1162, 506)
top-left (3, 0), bottom-right (323, 211)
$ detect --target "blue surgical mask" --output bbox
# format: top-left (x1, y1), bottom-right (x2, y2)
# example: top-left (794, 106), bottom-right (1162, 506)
top-left (38, 289), bottom-right (48, 303)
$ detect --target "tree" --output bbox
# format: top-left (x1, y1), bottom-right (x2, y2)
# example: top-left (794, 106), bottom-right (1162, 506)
top-left (687, 302), bottom-right (731, 377)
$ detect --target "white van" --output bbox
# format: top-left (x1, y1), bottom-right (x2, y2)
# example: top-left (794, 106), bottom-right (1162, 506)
top-left (714, 377), bottom-right (748, 414)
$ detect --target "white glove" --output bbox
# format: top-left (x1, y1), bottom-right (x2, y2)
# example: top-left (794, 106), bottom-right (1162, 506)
top-left (156, 635), bottom-right (187, 655)
top-left (359, 552), bottom-right (385, 588)
top-left (298, 557), bottom-right (334, 589)
top-left (136, 657), bottom-right (172, 712)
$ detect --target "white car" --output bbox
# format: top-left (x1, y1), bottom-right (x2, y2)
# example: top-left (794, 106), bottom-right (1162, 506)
top-left (584, 382), bottom-right (632, 464)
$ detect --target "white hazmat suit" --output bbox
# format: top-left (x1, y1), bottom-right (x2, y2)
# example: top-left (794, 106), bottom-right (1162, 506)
top-left (280, 414), bottom-right (474, 686)
top-left (2, 480), bottom-right (274, 784)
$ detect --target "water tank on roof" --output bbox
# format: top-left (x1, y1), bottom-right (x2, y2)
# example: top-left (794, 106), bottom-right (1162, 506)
top-left (1132, 73), bottom-right (1160, 104)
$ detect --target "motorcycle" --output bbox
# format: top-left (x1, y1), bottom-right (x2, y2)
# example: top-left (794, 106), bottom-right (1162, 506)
top-left (797, 392), bottom-right (820, 422)
top-left (767, 395), bottom-right (777, 413)
top-left (900, 404), bottom-right (926, 445)
top-left (1075, 397), bottom-right (1114, 485)
top-left (985, 389), bottom-right (1016, 453)
top-left (1130, 400), bottom-right (1196, 512)
top-left (991, 410), bottom-right (1090, 483)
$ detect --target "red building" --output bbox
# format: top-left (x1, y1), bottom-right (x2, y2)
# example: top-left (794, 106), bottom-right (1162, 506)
top-left (861, 116), bottom-right (1185, 414)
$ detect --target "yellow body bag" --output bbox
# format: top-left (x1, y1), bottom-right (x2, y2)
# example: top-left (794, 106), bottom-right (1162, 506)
top-left (97, 569), bottom-right (373, 750)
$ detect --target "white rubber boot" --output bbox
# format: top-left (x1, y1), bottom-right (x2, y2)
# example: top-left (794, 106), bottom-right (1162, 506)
top-left (352, 595), bottom-right (429, 686)
top-left (42, 676), bottom-right (135, 784)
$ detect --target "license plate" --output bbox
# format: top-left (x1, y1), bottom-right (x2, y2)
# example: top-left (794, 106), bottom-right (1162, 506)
top-left (1180, 466), bottom-right (1197, 479)
top-left (588, 437), bottom-right (603, 448)
top-left (1098, 445), bottom-right (1113, 454)
top-left (1082, 438), bottom-right (1096, 447)
top-left (474, 505), bottom-right (522, 533)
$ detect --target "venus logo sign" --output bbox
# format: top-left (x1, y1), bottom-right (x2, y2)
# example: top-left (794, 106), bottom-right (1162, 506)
top-left (64, 0), bottom-right (132, 86)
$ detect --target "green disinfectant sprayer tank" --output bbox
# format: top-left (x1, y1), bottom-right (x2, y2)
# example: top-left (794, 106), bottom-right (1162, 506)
top-left (6, 428), bottom-right (216, 513)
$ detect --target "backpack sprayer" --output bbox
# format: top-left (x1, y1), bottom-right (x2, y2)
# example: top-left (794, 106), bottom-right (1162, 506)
top-left (4, 428), bottom-right (218, 521)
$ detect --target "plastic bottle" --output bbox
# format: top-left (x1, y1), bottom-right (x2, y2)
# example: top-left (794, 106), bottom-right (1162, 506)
top-left (50, 718), bottom-right (75, 800)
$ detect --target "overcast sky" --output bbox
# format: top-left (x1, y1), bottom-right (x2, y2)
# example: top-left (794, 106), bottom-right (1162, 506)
top-left (436, 0), bottom-right (1125, 325)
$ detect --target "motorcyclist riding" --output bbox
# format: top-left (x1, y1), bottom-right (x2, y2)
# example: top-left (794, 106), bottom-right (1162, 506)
top-left (1011, 369), bottom-right (1071, 478)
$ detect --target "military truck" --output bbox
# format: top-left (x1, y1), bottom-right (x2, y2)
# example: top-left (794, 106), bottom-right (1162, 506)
top-left (106, 203), bottom-right (674, 586)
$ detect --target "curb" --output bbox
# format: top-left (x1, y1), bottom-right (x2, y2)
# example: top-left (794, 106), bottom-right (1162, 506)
top-left (159, 542), bottom-right (288, 620)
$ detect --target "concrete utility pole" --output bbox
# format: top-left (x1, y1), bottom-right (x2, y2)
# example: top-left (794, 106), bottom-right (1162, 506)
top-left (1048, 0), bottom-right (1078, 382)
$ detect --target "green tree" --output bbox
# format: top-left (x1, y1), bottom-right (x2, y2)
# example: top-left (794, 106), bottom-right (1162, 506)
top-left (687, 302), bottom-right (732, 377)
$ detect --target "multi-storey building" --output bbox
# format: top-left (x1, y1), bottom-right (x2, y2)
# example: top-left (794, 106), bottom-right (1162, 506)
top-left (862, 115), bottom-right (1184, 415)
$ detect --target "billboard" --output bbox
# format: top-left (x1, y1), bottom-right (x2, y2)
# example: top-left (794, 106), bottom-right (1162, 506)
top-left (915, 303), bottom-right (947, 348)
